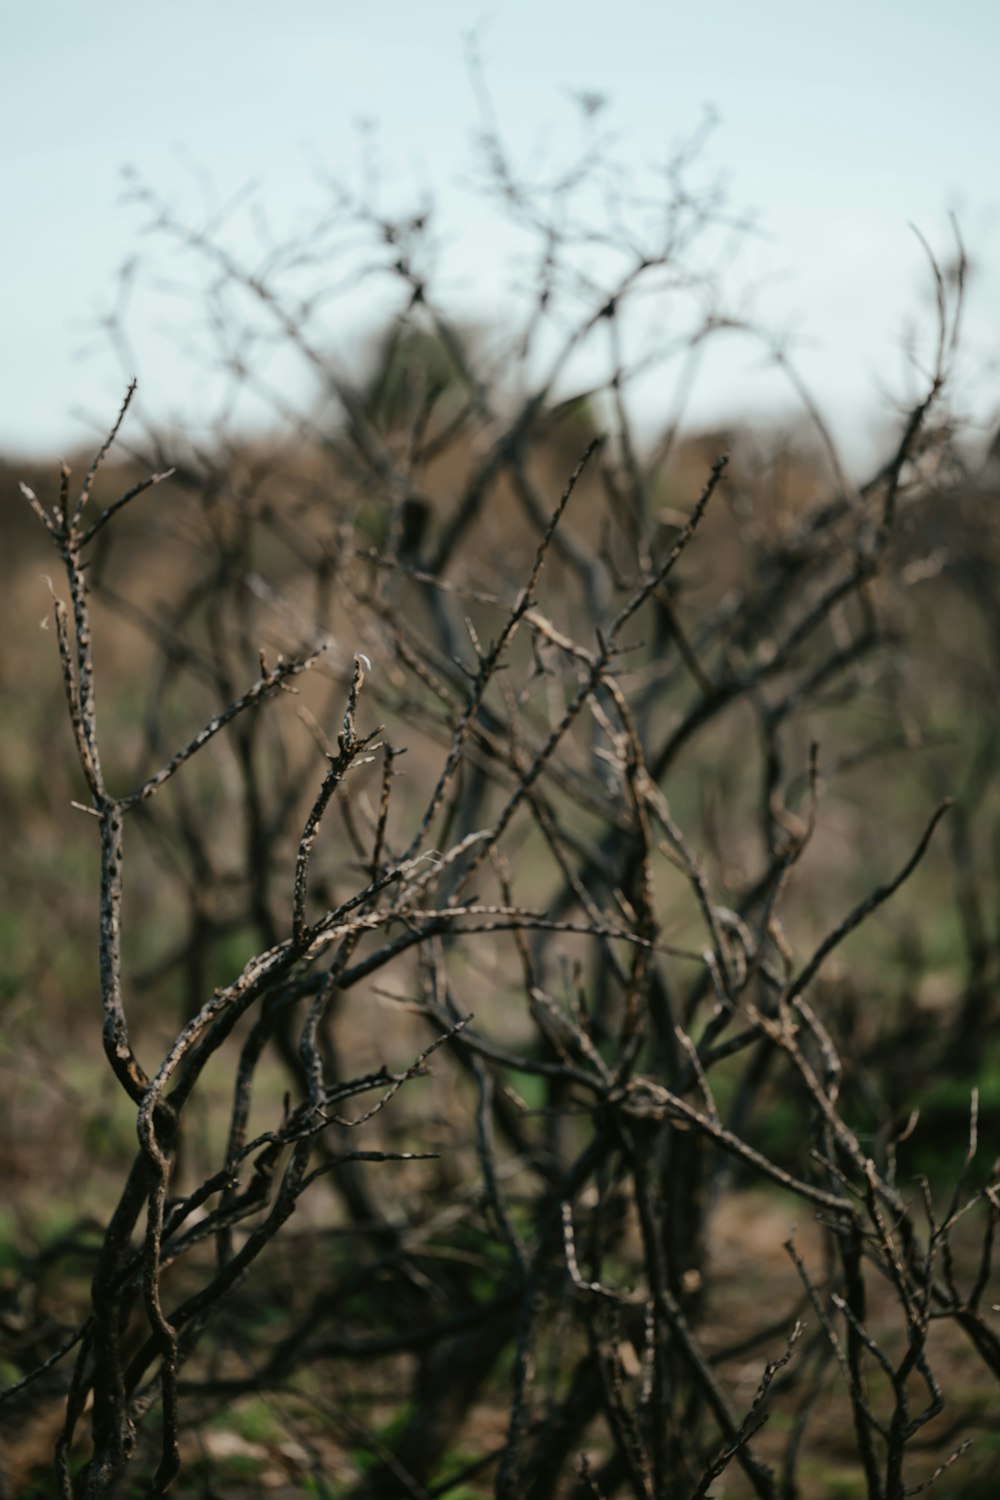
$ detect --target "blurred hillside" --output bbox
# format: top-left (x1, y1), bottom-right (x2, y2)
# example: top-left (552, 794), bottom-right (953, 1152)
top-left (4, 372), bottom-right (1000, 1184)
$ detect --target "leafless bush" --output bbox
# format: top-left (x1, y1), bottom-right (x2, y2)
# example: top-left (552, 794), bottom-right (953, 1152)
top-left (3, 106), bottom-right (1000, 1500)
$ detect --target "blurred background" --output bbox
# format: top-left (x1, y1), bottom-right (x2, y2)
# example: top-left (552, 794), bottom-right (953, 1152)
top-left (5, 6), bottom-right (1000, 1494)
top-left (4, 0), bottom-right (999, 464)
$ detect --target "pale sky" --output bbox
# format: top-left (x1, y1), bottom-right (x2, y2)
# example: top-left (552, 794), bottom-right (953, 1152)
top-left (5, 0), bottom-right (999, 464)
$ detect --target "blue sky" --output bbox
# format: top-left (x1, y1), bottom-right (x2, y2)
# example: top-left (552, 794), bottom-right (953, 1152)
top-left (5, 0), bottom-right (998, 462)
